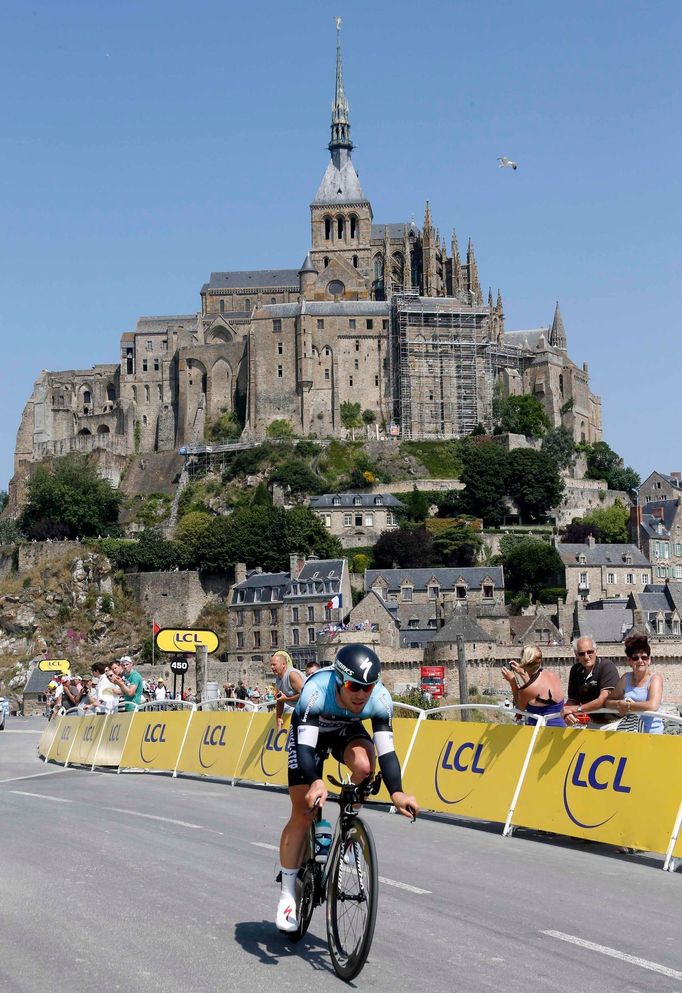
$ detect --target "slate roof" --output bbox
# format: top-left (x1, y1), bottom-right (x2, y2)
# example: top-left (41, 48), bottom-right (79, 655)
top-left (575, 605), bottom-right (633, 644)
top-left (312, 158), bottom-right (366, 205)
top-left (207, 270), bottom-right (299, 290)
top-left (426, 612), bottom-right (492, 644)
top-left (501, 329), bottom-right (550, 350)
top-left (135, 316), bottom-right (196, 332)
top-left (230, 560), bottom-right (347, 606)
top-left (366, 567), bottom-right (504, 592)
top-left (557, 543), bottom-right (649, 567)
top-left (296, 560), bottom-right (345, 583)
top-left (310, 493), bottom-right (403, 509)
top-left (370, 223), bottom-right (417, 241)
top-left (23, 666), bottom-right (66, 695)
top-left (256, 301), bottom-right (390, 319)
top-left (640, 499), bottom-right (680, 538)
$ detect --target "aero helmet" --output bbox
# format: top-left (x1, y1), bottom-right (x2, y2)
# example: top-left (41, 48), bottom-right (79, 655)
top-left (333, 644), bottom-right (381, 686)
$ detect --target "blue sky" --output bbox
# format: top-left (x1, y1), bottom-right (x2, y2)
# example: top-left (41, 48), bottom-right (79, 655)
top-left (2, 0), bottom-right (680, 491)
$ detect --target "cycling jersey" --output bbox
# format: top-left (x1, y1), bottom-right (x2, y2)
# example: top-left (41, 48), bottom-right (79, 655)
top-left (289, 668), bottom-right (403, 795)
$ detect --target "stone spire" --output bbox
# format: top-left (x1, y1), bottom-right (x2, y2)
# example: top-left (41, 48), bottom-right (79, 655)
top-left (496, 288), bottom-right (503, 314)
top-left (402, 226), bottom-right (412, 290)
top-left (467, 239), bottom-right (482, 305)
top-left (488, 287), bottom-right (494, 309)
top-left (451, 230), bottom-right (463, 295)
top-left (330, 16), bottom-right (352, 155)
top-left (383, 225), bottom-right (393, 297)
top-left (549, 301), bottom-right (567, 349)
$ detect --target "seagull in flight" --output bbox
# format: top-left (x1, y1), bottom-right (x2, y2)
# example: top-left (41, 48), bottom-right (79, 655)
top-left (498, 156), bottom-right (518, 170)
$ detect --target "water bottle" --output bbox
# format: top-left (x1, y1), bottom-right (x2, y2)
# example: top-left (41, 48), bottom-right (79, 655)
top-left (314, 819), bottom-right (332, 863)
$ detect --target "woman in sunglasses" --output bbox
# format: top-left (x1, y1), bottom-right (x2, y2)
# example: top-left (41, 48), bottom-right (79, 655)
top-left (607, 633), bottom-right (663, 734)
top-left (275, 644), bottom-right (419, 933)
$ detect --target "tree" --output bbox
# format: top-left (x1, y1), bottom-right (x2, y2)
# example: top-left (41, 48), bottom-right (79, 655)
top-left (134, 529), bottom-right (181, 571)
top-left (174, 511), bottom-right (214, 565)
top-left (283, 506), bottom-right (343, 562)
top-left (266, 419), bottom-right (294, 440)
top-left (0, 518), bottom-right (22, 544)
top-left (372, 526), bottom-right (434, 569)
top-left (541, 426), bottom-right (576, 472)
top-left (362, 409), bottom-right (376, 425)
top-left (500, 538), bottom-right (563, 600)
top-left (459, 442), bottom-right (509, 526)
top-left (584, 441), bottom-right (640, 492)
top-left (580, 500), bottom-right (630, 543)
top-left (506, 449), bottom-right (564, 523)
top-left (497, 395), bottom-right (550, 438)
top-left (206, 409), bottom-right (242, 443)
top-left (340, 402), bottom-right (363, 438)
top-left (400, 487), bottom-right (431, 523)
top-left (432, 521), bottom-right (483, 567)
top-left (268, 458), bottom-right (322, 495)
top-left (19, 454), bottom-right (122, 539)
top-left (0, 490), bottom-right (8, 513)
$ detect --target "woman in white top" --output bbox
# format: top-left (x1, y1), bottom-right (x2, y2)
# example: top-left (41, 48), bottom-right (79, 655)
top-left (90, 662), bottom-right (121, 714)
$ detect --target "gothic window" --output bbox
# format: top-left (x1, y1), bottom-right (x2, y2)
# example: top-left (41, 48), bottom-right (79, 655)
top-left (132, 386), bottom-right (137, 402)
top-left (373, 255), bottom-right (383, 281)
top-left (145, 385), bottom-right (150, 403)
top-left (352, 255), bottom-right (359, 268)
top-left (327, 280), bottom-right (344, 297)
top-left (350, 215), bottom-right (357, 239)
top-left (392, 252), bottom-right (403, 285)
top-left (337, 216), bottom-right (344, 239)
top-left (83, 390), bottom-right (91, 406)
top-left (244, 298), bottom-right (251, 311)
top-left (324, 346), bottom-right (331, 355)
top-left (157, 385), bottom-right (162, 400)
top-left (106, 384), bottom-right (116, 402)
top-left (324, 216), bottom-right (332, 240)
top-left (220, 299), bottom-right (225, 313)
top-left (559, 373), bottom-right (564, 396)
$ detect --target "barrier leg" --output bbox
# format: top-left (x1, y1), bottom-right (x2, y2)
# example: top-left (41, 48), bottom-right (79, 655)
top-left (90, 715), bottom-right (109, 772)
top-left (173, 705), bottom-right (197, 778)
top-left (390, 710), bottom-right (425, 814)
top-left (232, 710), bottom-right (257, 786)
top-left (502, 719), bottom-right (544, 837)
top-left (117, 712), bottom-right (138, 774)
top-left (663, 799), bottom-right (682, 872)
top-left (63, 717), bottom-right (81, 768)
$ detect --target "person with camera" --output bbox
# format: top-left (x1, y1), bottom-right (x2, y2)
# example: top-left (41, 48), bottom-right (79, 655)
top-left (501, 645), bottom-right (566, 727)
top-left (90, 661), bottom-right (122, 714)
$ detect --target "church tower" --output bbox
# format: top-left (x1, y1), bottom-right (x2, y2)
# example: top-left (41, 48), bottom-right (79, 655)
top-left (309, 18), bottom-right (373, 295)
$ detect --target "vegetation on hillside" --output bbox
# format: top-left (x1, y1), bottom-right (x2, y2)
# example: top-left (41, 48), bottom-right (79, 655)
top-left (19, 454), bottom-right (122, 539)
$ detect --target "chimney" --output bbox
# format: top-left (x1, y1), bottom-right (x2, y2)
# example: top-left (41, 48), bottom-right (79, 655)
top-left (652, 507), bottom-right (664, 520)
top-left (234, 562), bottom-right (247, 585)
top-left (670, 471), bottom-right (681, 482)
top-left (290, 552), bottom-right (306, 580)
top-left (587, 534), bottom-right (596, 548)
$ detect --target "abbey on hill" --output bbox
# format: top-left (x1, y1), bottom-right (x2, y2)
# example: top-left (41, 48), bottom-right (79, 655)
top-left (11, 22), bottom-right (601, 503)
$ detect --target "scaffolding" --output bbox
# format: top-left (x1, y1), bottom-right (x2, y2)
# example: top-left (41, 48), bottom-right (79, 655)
top-left (389, 294), bottom-right (497, 439)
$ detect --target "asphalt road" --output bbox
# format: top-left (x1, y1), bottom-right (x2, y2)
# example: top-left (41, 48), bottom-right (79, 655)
top-left (1, 717), bottom-right (681, 993)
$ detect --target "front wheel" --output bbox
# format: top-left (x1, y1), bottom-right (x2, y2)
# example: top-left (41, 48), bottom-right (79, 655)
top-left (326, 817), bottom-right (378, 981)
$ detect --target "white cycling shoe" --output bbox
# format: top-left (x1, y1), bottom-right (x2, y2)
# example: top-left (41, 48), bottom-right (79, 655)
top-left (276, 894), bottom-right (298, 933)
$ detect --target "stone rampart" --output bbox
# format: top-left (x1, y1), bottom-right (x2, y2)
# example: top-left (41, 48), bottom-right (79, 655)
top-left (125, 570), bottom-right (230, 628)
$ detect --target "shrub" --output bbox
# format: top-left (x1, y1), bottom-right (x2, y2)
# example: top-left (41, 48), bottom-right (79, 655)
top-left (266, 419), bottom-right (294, 439)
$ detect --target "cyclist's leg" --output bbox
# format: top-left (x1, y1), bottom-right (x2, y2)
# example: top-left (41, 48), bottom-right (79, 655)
top-left (342, 738), bottom-right (376, 784)
top-left (279, 784), bottom-right (312, 869)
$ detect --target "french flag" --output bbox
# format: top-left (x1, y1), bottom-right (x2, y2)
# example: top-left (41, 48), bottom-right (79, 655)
top-left (326, 594), bottom-right (342, 610)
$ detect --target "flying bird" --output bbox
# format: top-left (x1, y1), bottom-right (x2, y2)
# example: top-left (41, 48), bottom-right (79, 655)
top-left (498, 156), bottom-right (518, 170)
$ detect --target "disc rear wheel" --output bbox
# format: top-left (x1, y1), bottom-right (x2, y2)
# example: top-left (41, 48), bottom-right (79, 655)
top-left (325, 818), bottom-right (378, 980)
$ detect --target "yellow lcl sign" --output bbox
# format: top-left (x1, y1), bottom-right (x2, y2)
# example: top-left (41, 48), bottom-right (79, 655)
top-left (38, 659), bottom-right (71, 673)
top-left (155, 628), bottom-right (220, 654)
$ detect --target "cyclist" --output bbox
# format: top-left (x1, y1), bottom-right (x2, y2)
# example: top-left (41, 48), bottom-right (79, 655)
top-left (276, 644), bottom-right (419, 933)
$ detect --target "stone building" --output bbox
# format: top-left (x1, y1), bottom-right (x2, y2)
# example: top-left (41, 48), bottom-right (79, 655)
top-left (634, 499), bottom-right (682, 582)
top-left (557, 536), bottom-right (652, 603)
top-left (309, 492), bottom-right (402, 548)
top-left (9, 22), bottom-right (601, 512)
top-left (227, 554), bottom-right (352, 673)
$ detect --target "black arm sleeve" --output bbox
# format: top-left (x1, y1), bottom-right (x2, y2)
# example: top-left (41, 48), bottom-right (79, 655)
top-left (377, 750), bottom-right (403, 796)
top-left (297, 743), bottom-right (322, 785)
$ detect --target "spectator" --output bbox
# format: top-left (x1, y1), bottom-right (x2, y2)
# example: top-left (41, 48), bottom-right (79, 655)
top-left (62, 674), bottom-right (83, 711)
top-left (305, 661), bottom-right (321, 680)
top-left (46, 681), bottom-right (58, 718)
top-left (270, 651), bottom-right (304, 729)
top-left (235, 680), bottom-right (248, 710)
top-left (91, 662), bottom-right (121, 714)
top-left (608, 634), bottom-right (664, 734)
top-left (562, 636), bottom-right (620, 727)
top-left (109, 656), bottom-right (144, 712)
top-left (154, 679), bottom-right (168, 702)
top-left (501, 645), bottom-right (566, 727)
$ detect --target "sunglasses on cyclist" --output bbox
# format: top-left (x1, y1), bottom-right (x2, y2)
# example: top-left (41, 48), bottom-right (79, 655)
top-left (337, 678), bottom-right (377, 693)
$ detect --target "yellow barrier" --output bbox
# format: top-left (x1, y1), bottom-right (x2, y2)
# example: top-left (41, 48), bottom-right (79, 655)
top-left (120, 711), bottom-right (192, 772)
top-left (94, 713), bottom-right (135, 767)
top-left (66, 714), bottom-right (107, 767)
top-left (402, 719), bottom-right (537, 822)
top-left (47, 716), bottom-right (81, 763)
top-left (176, 711), bottom-right (255, 779)
top-left (237, 713), bottom-right (291, 786)
top-left (38, 717), bottom-right (61, 759)
top-left (512, 728), bottom-right (682, 852)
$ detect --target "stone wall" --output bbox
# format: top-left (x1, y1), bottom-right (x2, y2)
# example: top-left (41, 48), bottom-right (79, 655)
top-left (126, 570), bottom-right (230, 627)
top-left (18, 541), bottom-right (85, 574)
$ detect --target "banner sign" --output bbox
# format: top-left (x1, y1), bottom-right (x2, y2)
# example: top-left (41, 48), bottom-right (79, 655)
top-left (513, 728), bottom-right (682, 852)
top-left (38, 717), bottom-right (61, 758)
top-left (155, 628), bottom-right (219, 654)
top-left (95, 713), bottom-right (135, 767)
top-left (176, 711), bottom-right (254, 779)
top-left (67, 714), bottom-right (107, 766)
top-left (120, 711), bottom-right (192, 772)
top-left (47, 716), bottom-right (81, 763)
top-left (39, 659), bottom-right (70, 673)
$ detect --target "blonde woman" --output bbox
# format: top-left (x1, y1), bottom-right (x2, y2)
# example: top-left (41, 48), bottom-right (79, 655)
top-left (501, 645), bottom-right (566, 727)
top-left (608, 634), bottom-right (663, 734)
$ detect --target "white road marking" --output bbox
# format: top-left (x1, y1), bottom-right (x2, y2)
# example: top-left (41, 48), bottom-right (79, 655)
top-left (105, 807), bottom-right (223, 834)
top-left (1, 729), bottom-right (43, 734)
top-left (8, 791), bottom-right (72, 803)
top-left (541, 930), bottom-right (682, 981)
top-left (0, 769), bottom-right (73, 784)
top-left (250, 842), bottom-right (430, 894)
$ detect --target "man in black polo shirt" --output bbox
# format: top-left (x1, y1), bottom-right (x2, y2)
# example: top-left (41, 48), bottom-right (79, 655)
top-left (562, 636), bottom-right (620, 726)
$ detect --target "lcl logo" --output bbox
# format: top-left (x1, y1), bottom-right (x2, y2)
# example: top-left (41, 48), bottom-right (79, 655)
top-left (139, 723), bottom-right (167, 764)
top-left (198, 724), bottom-right (227, 770)
top-left (562, 748), bottom-right (632, 829)
top-left (83, 725), bottom-right (96, 742)
top-left (260, 727), bottom-right (288, 777)
top-left (434, 740), bottom-right (486, 805)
